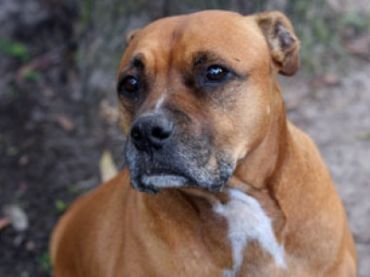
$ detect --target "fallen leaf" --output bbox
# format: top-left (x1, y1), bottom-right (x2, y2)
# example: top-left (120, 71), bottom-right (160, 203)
top-left (3, 205), bottom-right (29, 232)
top-left (99, 150), bottom-right (118, 182)
top-left (100, 100), bottom-right (119, 125)
top-left (55, 114), bottom-right (75, 132)
top-left (310, 74), bottom-right (340, 88)
top-left (26, 240), bottom-right (36, 251)
top-left (18, 155), bottom-right (29, 166)
top-left (0, 217), bottom-right (10, 231)
top-left (344, 36), bottom-right (370, 59)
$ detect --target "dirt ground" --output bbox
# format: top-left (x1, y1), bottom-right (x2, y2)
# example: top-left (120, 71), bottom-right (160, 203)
top-left (0, 1), bottom-right (369, 276)
top-left (282, 60), bottom-right (370, 276)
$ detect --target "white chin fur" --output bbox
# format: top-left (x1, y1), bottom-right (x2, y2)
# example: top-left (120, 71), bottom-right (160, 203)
top-left (141, 175), bottom-right (188, 188)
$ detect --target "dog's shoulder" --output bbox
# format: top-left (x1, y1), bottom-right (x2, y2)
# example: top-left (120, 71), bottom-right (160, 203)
top-left (50, 170), bottom-right (130, 275)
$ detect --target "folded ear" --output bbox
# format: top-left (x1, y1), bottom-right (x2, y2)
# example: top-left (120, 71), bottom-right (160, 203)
top-left (255, 11), bottom-right (300, 76)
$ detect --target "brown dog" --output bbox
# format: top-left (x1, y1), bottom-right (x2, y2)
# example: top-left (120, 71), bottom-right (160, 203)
top-left (51, 10), bottom-right (357, 276)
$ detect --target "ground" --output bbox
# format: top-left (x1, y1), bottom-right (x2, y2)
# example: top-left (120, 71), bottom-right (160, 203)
top-left (0, 1), bottom-right (369, 276)
top-left (282, 60), bottom-right (370, 276)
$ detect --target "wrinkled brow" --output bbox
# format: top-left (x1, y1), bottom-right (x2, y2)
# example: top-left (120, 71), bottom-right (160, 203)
top-left (192, 50), bottom-right (230, 68)
top-left (130, 53), bottom-right (145, 70)
top-left (118, 53), bottom-right (146, 81)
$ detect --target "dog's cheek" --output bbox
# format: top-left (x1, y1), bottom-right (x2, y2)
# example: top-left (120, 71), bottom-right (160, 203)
top-left (213, 86), bottom-right (271, 160)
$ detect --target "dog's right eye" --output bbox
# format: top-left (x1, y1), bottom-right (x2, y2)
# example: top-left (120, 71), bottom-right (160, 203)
top-left (117, 75), bottom-right (140, 98)
top-left (205, 65), bottom-right (229, 83)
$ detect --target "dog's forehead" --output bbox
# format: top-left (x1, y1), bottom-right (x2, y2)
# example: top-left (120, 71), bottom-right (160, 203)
top-left (121, 11), bottom-right (269, 70)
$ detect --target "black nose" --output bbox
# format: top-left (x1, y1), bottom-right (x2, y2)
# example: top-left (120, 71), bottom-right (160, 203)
top-left (130, 114), bottom-right (174, 151)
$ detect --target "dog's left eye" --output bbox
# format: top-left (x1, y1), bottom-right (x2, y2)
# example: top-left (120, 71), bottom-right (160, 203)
top-left (205, 65), bottom-right (229, 82)
top-left (117, 75), bottom-right (140, 98)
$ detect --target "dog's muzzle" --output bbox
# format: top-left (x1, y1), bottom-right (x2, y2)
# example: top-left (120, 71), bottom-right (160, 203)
top-left (124, 112), bottom-right (234, 193)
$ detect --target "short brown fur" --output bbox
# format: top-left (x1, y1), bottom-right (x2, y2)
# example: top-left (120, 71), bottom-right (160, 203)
top-left (51, 10), bottom-right (356, 276)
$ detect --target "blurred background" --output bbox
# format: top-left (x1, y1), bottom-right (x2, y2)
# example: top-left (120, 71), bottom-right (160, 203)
top-left (0, 0), bottom-right (369, 276)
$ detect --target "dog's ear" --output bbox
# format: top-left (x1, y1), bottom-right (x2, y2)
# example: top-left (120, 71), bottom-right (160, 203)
top-left (125, 28), bottom-right (140, 44)
top-left (255, 11), bottom-right (300, 76)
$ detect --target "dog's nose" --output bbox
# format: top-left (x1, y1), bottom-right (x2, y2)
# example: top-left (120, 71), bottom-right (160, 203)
top-left (130, 114), bottom-right (174, 151)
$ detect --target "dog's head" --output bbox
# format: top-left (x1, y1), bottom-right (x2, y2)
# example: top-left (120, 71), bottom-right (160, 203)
top-left (117, 10), bottom-right (299, 193)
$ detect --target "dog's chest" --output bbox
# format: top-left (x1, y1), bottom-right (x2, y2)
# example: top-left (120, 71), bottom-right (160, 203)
top-left (213, 189), bottom-right (286, 276)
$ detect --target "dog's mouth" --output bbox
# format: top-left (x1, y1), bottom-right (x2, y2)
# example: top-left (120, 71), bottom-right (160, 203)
top-left (129, 160), bottom-right (232, 194)
top-left (141, 174), bottom-right (189, 188)
top-left (133, 167), bottom-right (193, 193)
top-left (124, 127), bottom-right (235, 194)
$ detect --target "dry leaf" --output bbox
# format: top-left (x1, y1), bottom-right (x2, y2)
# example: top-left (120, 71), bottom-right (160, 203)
top-left (100, 100), bottom-right (119, 125)
top-left (0, 217), bottom-right (10, 231)
top-left (18, 155), bottom-right (29, 166)
top-left (3, 205), bottom-right (29, 232)
top-left (344, 36), bottom-right (370, 59)
top-left (99, 150), bottom-right (118, 182)
top-left (310, 74), bottom-right (340, 88)
top-left (55, 114), bottom-right (75, 131)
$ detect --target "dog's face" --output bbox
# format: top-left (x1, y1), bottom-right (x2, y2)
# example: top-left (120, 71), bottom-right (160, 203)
top-left (117, 11), bottom-right (299, 193)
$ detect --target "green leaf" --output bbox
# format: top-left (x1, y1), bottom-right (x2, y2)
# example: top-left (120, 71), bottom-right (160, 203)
top-left (0, 38), bottom-right (30, 62)
top-left (55, 199), bottom-right (67, 213)
top-left (38, 252), bottom-right (51, 273)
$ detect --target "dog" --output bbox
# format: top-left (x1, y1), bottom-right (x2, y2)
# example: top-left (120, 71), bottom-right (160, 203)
top-left (51, 10), bottom-right (357, 276)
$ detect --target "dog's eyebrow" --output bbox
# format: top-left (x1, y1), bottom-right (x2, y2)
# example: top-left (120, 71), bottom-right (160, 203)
top-left (192, 51), bottom-right (229, 67)
top-left (117, 54), bottom-right (146, 80)
top-left (191, 50), bottom-right (245, 80)
top-left (130, 54), bottom-right (145, 70)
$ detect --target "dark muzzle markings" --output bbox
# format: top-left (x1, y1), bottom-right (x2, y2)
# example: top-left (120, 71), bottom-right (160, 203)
top-left (124, 100), bottom-right (234, 193)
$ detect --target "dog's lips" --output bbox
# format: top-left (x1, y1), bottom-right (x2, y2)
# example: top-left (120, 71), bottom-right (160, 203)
top-left (141, 174), bottom-right (189, 189)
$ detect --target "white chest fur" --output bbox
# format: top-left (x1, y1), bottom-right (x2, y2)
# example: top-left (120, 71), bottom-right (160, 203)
top-left (213, 189), bottom-right (286, 276)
